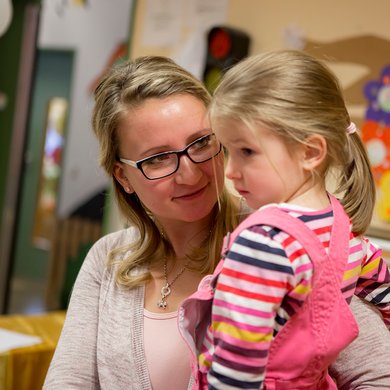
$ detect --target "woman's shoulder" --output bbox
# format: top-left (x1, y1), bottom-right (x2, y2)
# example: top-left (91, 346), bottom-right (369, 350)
top-left (80, 226), bottom-right (140, 276)
top-left (68, 225), bottom-right (144, 294)
top-left (91, 226), bottom-right (140, 254)
top-left (330, 296), bottom-right (390, 387)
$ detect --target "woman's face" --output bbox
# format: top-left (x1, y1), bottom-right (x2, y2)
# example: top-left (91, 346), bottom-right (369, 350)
top-left (114, 94), bottom-right (224, 225)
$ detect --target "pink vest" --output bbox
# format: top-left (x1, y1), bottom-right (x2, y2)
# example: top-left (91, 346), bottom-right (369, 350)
top-left (179, 195), bottom-right (359, 389)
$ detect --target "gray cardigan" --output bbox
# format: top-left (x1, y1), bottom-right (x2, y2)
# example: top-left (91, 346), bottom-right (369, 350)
top-left (43, 227), bottom-right (390, 389)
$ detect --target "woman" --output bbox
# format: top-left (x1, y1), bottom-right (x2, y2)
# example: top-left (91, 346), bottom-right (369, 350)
top-left (43, 56), bottom-right (390, 389)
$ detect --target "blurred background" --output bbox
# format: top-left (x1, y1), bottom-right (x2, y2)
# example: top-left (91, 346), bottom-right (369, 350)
top-left (2, 1), bottom-right (390, 388)
top-left (1, 0), bottom-right (390, 316)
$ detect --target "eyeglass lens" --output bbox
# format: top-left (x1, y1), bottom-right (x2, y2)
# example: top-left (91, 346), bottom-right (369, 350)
top-left (141, 134), bottom-right (220, 179)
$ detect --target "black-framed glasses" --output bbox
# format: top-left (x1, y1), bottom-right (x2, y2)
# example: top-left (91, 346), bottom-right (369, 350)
top-left (120, 133), bottom-right (222, 180)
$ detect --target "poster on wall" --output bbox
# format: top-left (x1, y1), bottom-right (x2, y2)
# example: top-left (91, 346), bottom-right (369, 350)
top-left (32, 97), bottom-right (68, 250)
top-left (361, 65), bottom-right (390, 237)
top-left (302, 35), bottom-right (390, 238)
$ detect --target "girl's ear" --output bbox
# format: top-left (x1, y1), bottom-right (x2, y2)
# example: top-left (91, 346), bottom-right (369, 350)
top-left (113, 162), bottom-right (134, 194)
top-left (301, 134), bottom-right (327, 171)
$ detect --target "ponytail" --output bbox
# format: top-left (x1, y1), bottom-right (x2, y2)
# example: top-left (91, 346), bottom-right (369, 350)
top-left (336, 132), bottom-right (375, 235)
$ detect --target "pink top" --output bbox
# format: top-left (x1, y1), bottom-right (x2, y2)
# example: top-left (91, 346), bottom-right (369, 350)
top-left (144, 309), bottom-right (191, 389)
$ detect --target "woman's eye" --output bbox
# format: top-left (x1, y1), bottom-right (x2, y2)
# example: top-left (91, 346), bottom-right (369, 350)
top-left (144, 154), bottom-right (172, 166)
top-left (193, 136), bottom-right (210, 150)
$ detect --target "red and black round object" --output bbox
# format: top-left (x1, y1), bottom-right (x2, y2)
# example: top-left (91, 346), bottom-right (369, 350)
top-left (203, 26), bottom-right (250, 94)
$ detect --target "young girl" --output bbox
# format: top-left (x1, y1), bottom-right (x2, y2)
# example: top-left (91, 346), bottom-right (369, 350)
top-left (181, 50), bottom-right (390, 389)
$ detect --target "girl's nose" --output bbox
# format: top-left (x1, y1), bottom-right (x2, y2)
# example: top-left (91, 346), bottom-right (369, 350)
top-left (174, 155), bottom-right (202, 184)
top-left (225, 158), bottom-right (240, 180)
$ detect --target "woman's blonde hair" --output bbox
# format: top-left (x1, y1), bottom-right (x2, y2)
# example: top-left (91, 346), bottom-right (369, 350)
top-left (209, 49), bottom-right (375, 235)
top-left (92, 56), bottom-right (241, 287)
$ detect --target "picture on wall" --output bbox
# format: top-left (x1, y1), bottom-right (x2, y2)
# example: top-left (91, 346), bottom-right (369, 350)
top-left (32, 97), bottom-right (68, 249)
top-left (361, 65), bottom-right (390, 237)
top-left (303, 34), bottom-right (390, 238)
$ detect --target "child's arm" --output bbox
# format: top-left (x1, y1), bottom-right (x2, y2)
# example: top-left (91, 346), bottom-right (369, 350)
top-left (206, 227), bottom-right (296, 389)
top-left (354, 239), bottom-right (390, 329)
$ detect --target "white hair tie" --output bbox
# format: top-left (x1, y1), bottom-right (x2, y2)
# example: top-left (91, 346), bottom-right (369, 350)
top-left (347, 122), bottom-right (357, 135)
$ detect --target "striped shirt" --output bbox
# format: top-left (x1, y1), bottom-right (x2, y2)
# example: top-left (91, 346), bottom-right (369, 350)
top-left (199, 203), bottom-right (390, 389)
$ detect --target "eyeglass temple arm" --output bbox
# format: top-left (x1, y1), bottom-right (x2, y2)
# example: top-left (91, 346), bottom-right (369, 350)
top-left (119, 158), bottom-right (138, 168)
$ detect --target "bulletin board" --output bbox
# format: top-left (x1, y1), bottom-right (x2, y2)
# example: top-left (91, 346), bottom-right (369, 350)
top-left (129, 0), bottom-right (390, 239)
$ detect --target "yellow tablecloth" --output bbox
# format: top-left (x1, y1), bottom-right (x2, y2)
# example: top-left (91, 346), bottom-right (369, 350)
top-left (0, 311), bottom-right (65, 390)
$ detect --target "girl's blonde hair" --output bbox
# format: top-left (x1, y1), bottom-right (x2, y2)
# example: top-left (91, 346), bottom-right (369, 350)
top-left (92, 56), bottom-right (241, 287)
top-left (209, 49), bottom-right (375, 235)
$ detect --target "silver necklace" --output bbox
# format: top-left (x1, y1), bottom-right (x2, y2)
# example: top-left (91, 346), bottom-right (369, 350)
top-left (157, 260), bottom-right (188, 310)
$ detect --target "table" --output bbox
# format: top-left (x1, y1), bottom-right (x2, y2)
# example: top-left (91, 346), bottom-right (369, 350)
top-left (0, 311), bottom-right (65, 390)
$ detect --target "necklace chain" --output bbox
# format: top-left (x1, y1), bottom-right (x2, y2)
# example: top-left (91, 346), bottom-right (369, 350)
top-left (157, 260), bottom-right (188, 310)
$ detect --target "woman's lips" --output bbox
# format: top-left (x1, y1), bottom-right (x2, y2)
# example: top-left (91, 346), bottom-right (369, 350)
top-left (174, 185), bottom-right (207, 200)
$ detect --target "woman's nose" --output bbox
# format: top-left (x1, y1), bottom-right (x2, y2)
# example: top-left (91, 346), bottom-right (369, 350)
top-left (174, 155), bottom-right (202, 184)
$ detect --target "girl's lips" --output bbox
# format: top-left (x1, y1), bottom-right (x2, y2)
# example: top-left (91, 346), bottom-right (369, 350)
top-left (236, 189), bottom-right (249, 196)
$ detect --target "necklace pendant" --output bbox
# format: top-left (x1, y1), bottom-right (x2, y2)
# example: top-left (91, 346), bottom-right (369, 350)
top-left (161, 284), bottom-right (171, 297)
top-left (157, 259), bottom-right (188, 310)
top-left (157, 298), bottom-right (168, 309)
top-left (157, 283), bottom-right (171, 310)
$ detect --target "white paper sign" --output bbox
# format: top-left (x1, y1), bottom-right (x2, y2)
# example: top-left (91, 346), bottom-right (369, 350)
top-left (142, 0), bottom-right (182, 47)
top-left (0, 328), bottom-right (42, 353)
top-left (173, 0), bottom-right (229, 79)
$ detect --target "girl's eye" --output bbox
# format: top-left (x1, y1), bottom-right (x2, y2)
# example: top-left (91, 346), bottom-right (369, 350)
top-left (241, 148), bottom-right (254, 156)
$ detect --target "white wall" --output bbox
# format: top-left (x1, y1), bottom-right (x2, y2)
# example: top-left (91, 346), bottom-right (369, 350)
top-left (38, 0), bottom-right (134, 217)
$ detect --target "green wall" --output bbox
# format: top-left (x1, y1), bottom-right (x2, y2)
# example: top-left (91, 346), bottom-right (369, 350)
top-left (12, 49), bottom-right (74, 279)
top-left (0, 0), bottom-right (41, 238)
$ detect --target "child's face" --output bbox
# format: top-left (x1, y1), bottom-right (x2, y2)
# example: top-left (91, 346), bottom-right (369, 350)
top-left (215, 119), bottom-right (308, 209)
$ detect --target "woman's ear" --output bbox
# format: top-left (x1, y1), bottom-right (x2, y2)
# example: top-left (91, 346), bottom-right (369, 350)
top-left (301, 134), bottom-right (327, 171)
top-left (113, 162), bottom-right (134, 194)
